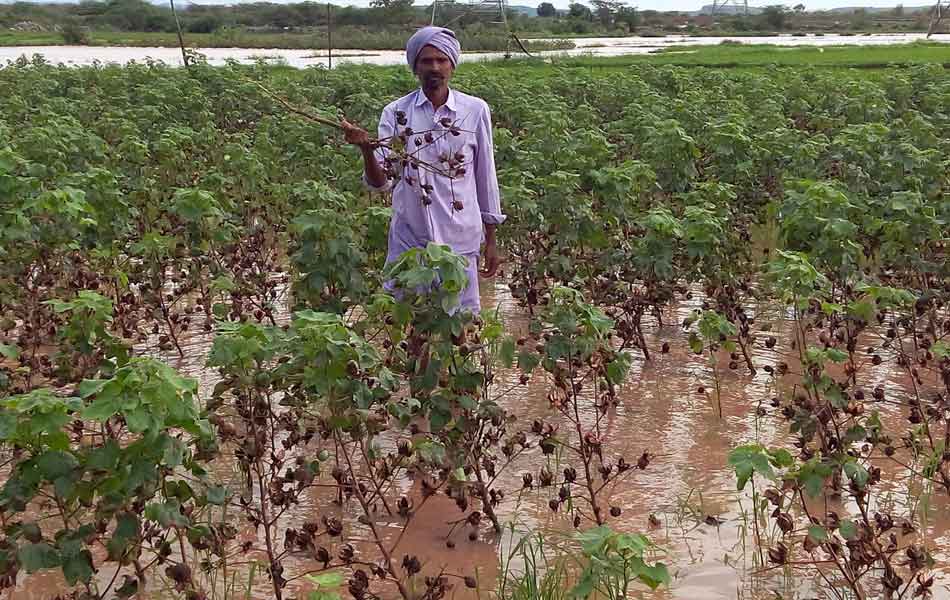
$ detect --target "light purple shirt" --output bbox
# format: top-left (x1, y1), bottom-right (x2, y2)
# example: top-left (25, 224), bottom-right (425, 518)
top-left (364, 88), bottom-right (506, 258)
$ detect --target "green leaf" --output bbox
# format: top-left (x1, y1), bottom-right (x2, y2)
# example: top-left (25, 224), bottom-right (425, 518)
top-left (77, 378), bottom-right (108, 399)
top-left (728, 444), bottom-right (776, 490)
top-left (307, 571), bottom-right (345, 588)
top-left (0, 413), bottom-right (16, 440)
top-left (568, 568), bottom-right (596, 599)
top-left (843, 461), bottom-right (869, 489)
top-left (115, 513), bottom-right (140, 541)
top-left (847, 300), bottom-right (876, 323)
top-left (81, 395), bottom-right (120, 421)
top-left (575, 525), bottom-right (612, 555)
top-left (206, 485), bottom-right (227, 506)
top-left (517, 350), bottom-right (540, 374)
top-left (613, 532), bottom-right (650, 555)
top-left (825, 348), bottom-right (848, 363)
top-left (36, 451), bottom-right (77, 481)
top-left (0, 343), bottom-right (19, 360)
top-left (413, 440), bottom-right (446, 465)
top-left (163, 438), bottom-right (186, 468)
top-left (807, 525), bottom-right (829, 543)
top-left (61, 549), bottom-right (94, 585)
top-left (144, 500), bottom-right (189, 528)
top-left (688, 333), bottom-right (703, 354)
top-left (605, 352), bottom-right (632, 385)
top-left (844, 425), bottom-right (867, 443)
top-left (54, 474), bottom-right (77, 499)
top-left (796, 458), bottom-right (832, 498)
top-left (768, 448), bottom-right (794, 468)
top-left (632, 557), bottom-right (670, 590)
top-left (499, 337), bottom-right (516, 368)
top-left (123, 408), bottom-right (154, 433)
top-left (86, 440), bottom-right (120, 471)
top-left (211, 275), bottom-right (236, 293)
top-left (15, 524), bottom-right (41, 545)
top-left (839, 519), bottom-right (858, 540)
top-left (18, 543), bottom-right (60, 572)
top-left (106, 513), bottom-right (141, 560)
top-left (429, 409), bottom-right (450, 433)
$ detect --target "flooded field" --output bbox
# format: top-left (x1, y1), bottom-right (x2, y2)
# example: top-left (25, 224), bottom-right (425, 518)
top-left (2, 51), bottom-right (948, 600)
top-left (9, 274), bottom-right (948, 600)
top-left (0, 32), bottom-right (948, 68)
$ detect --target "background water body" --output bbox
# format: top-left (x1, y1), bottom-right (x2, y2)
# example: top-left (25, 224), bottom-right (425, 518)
top-left (1, 32), bottom-right (948, 68)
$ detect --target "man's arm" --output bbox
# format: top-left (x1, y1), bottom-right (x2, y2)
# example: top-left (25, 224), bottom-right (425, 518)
top-left (473, 102), bottom-right (505, 277)
top-left (342, 112), bottom-right (391, 191)
top-left (482, 223), bottom-right (499, 277)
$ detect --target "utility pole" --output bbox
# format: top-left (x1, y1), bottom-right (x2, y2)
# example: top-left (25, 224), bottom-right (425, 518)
top-left (711, 0), bottom-right (749, 16)
top-left (169, 0), bottom-right (189, 67)
top-left (430, 0), bottom-right (532, 57)
top-left (928, 0), bottom-right (944, 38)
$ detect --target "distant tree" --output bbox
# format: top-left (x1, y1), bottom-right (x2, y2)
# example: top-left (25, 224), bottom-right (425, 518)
top-left (186, 14), bottom-right (221, 33)
top-left (60, 19), bottom-right (89, 43)
top-left (893, 4), bottom-right (904, 16)
top-left (571, 19), bottom-right (593, 32)
top-left (568, 2), bottom-right (592, 20)
top-left (590, 0), bottom-right (625, 26)
top-left (793, 3), bottom-right (805, 12)
top-left (97, 0), bottom-right (174, 32)
top-left (616, 5), bottom-right (639, 31)
top-left (762, 5), bottom-right (787, 29)
top-left (733, 15), bottom-right (752, 30)
top-left (640, 8), bottom-right (660, 24)
top-left (592, 2), bottom-right (610, 24)
top-left (537, 2), bottom-right (557, 17)
top-left (74, 1), bottom-right (107, 17)
top-left (370, 0), bottom-right (414, 24)
top-left (849, 7), bottom-right (870, 28)
top-left (293, 2), bottom-right (329, 26)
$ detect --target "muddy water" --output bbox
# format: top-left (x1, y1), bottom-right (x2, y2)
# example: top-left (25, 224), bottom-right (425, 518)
top-left (10, 276), bottom-right (950, 600)
top-left (2, 33), bottom-right (948, 68)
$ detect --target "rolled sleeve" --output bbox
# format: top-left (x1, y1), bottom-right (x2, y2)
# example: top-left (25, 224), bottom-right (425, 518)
top-left (363, 169), bottom-right (392, 193)
top-left (474, 103), bottom-right (506, 225)
top-left (362, 105), bottom-right (395, 193)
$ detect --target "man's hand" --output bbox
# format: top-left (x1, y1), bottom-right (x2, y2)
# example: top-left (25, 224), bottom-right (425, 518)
top-left (344, 118), bottom-right (387, 189)
top-left (481, 224), bottom-right (501, 277)
top-left (341, 119), bottom-right (373, 150)
top-left (481, 239), bottom-right (501, 277)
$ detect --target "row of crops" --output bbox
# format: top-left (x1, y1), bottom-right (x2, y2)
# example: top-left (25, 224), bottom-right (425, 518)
top-left (0, 53), bottom-right (948, 599)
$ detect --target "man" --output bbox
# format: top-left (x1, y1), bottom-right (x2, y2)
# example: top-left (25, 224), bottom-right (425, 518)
top-left (342, 26), bottom-right (505, 314)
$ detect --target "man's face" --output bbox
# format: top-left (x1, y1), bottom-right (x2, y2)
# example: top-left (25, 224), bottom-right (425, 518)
top-left (415, 45), bottom-right (454, 92)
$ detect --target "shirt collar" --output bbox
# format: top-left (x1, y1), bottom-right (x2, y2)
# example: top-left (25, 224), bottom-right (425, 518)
top-left (414, 87), bottom-right (457, 113)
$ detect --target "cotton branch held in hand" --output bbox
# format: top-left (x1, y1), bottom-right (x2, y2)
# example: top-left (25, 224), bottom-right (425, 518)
top-left (250, 80), bottom-right (473, 183)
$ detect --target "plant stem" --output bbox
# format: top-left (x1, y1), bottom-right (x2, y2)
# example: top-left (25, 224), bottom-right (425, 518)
top-left (334, 430), bottom-right (412, 600)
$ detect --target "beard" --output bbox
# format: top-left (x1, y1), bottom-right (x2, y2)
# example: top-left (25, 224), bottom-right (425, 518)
top-left (423, 74), bottom-right (445, 89)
